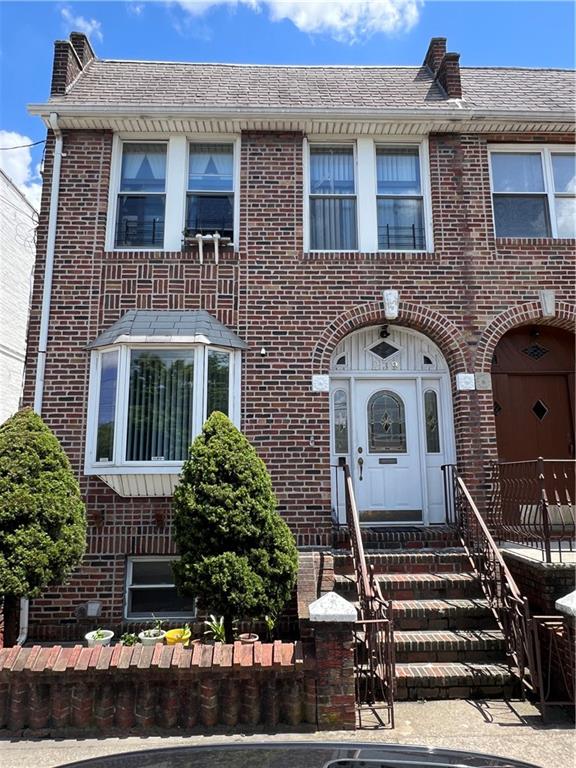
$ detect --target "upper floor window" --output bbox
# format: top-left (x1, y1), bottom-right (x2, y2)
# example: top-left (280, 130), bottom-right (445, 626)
top-left (490, 147), bottom-right (576, 239)
top-left (186, 143), bottom-right (234, 240)
top-left (115, 143), bottom-right (166, 248)
top-left (108, 137), bottom-right (239, 251)
top-left (306, 139), bottom-right (432, 253)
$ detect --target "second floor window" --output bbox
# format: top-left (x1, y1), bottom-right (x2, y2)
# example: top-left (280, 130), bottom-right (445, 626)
top-left (186, 143), bottom-right (234, 240)
top-left (310, 146), bottom-right (357, 250)
top-left (376, 147), bottom-right (425, 250)
top-left (115, 143), bottom-right (166, 248)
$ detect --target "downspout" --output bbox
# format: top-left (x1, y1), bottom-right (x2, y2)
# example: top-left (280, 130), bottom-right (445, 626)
top-left (18, 113), bottom-right (63, 646)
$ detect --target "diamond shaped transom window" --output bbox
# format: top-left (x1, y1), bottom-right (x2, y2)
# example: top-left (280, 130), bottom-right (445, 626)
top-left (369, 340), bottom-right (399, 361)
top-left (522, 344), bottom-right (549, 360)
top-left (532, 400), bottom-right (549, 420)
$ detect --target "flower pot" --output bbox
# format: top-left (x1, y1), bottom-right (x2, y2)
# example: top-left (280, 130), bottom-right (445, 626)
top-left (85, 629), bottom-right (114, 647)
top-left (165, 628), bottom-right (192, 646)
top-left (138, 629), bottom-right (166, 646)
top-left (239, 633), bottom-right (259, 644)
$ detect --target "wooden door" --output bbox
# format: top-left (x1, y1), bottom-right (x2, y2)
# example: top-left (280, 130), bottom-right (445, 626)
top-left (492, 326), bottom-right (575, 461)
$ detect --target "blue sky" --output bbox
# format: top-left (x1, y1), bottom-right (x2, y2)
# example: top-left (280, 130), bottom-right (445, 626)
top-left (1, 1), bottom-right (574, 209)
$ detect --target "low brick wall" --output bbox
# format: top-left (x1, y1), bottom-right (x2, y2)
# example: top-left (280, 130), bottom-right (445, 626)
top-left (502, 552), bottom-right (576, 614)
top-left (0, 641), bottom-right (317, 733)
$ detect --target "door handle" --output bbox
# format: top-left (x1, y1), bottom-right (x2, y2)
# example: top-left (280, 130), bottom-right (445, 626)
top-left (358, 457), bottom-right (364, 481)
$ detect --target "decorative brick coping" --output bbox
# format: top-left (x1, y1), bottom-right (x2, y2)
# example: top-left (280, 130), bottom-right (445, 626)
top-left (0, 641), bottom-right (317, 732)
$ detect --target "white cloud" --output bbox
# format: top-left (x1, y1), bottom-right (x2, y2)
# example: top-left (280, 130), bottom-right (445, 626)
top-left (171, 0), bottom-right (421, 42)
top-left (0, 131), bottom-right (43, 211)
top-left (127, 2), bottom-right (145, 16)
top-left (61, 6), bottom-right (103, 42)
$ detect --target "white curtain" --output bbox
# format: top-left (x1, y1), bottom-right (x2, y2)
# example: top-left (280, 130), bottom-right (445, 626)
top-left (376, 149), bottom-right (420, 194)
top-left (121, 144), bottom-right (166, 188)
top-left (310, 147), bottom-right (354, 194)
top-left (189, 144), bottom-right (233, 191)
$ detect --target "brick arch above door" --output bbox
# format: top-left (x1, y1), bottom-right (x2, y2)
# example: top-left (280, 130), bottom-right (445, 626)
top-left (312, 301), bottom-right (469, 377)
top-left (474, 300), bottom-right (576, 375)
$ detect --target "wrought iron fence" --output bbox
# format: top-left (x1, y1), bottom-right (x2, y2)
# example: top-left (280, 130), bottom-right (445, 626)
top-left (338, 461), bottom-right (395, 728)
top-left (492, 459), bottom-right (575, 562)
top-left (442, 465), bottom-right (536, 698)
top-left (531, 615), bottom-right (575, 720)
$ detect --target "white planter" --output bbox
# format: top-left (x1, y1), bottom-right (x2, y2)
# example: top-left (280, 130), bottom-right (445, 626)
top-left (85, 629), bottom-right (114, 647)
top-left (138, 629), bottom-right (166, 646)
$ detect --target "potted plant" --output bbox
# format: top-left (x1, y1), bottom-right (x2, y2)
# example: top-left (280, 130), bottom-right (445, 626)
top-left (138, 619), bottom-right (166, 646)
top-left (119, 632), bottom-right (139, 646)
top-left (203, 615), bottom-right (226, 644)
top-left (165, 623), bottom-right (192, 646)
top-left (85, 627), bottom-right (114, 647)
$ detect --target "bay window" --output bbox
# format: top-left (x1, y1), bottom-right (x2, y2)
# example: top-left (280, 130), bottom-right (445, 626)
top-left (115, 143), bottom-right (166, 248)
top-left (490, 147), bottom-right (576, 238)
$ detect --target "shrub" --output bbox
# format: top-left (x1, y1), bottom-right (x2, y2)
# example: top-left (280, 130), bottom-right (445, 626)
top-left (172, 412), bottom-right (298, 642)
top-left (0, 409), bottom-right (87, 640)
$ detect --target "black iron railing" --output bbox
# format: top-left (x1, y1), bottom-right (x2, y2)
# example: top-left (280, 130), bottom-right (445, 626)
top-left (338, 461), bottom-right (395, 729)
top-left (378, 224), bottom-right (425, 250)
top-left (115, 218), bottom-right (164, 248)
top-left (531, 615), bottom-right (575, 720)
top-left (442, 464), bottom-right (536, 698)
top-left (491, 459), bottom-right (575, 563)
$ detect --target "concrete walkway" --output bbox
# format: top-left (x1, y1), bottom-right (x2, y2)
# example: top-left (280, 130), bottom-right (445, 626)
top-left (0, 699), bottom-right (573, 768)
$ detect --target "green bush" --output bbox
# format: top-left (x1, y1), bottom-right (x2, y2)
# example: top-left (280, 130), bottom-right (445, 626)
top-left (0, 408), bottom-right (87, 600)
top-left (172, 412), bottom-right (298, 642)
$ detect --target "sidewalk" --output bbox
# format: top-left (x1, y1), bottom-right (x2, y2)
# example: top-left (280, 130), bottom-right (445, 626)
top-left (0, 699), bottom-right (573, 768)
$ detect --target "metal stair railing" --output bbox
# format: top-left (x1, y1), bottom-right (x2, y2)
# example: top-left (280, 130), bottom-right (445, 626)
top-left (339, 460), bottom-right (395, 728)
top-left (442, 464), bottom-right (536, 697)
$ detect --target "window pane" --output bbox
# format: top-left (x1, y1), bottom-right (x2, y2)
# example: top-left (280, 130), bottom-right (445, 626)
top-left (378, 198), bottom-right (424, 250)
top-left (207, 350), bottom-right (230, 417)
top-left (376, 148), bottom-right (421, 195)
top-left (186, 194), bottom-right (233, 238)
top-left (491, 153), bottom-right (544, 193)
top-left (120, 143), bottom-right (166, 192)
top-left (95, 350), bottom-right (118, 462)
top-left (310, 147), bottom-right (355, 194)
top-left (189, 144), bottom-right (233, 191)
top-left (493, 195), bottom-right (551, 237)
top-left (129, 587), bottom-right (195, 616)
top-left (552, 154), bottom-right (576, 193)
top-left (555, 197), bottom-right (576, 238)
top-left (310, 197), bottom-right (357, 250)
top-left (424, 390), bottom-right (440, 453)
top-left (116, 195), bottom-right (165, 247)
top-left (126, 350), bottom-right (194, 462)
top-left (367, 391), bottom-right (406, 453)
top-left (132, 560), bottom-right (175, 585)
top-left (333, 390), bottom-right (349, 454)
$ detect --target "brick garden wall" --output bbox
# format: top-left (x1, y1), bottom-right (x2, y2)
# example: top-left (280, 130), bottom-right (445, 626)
top-left (22, 127), bottom-right (576, 636)
top-left (502, 553), bottom-right (576, 614)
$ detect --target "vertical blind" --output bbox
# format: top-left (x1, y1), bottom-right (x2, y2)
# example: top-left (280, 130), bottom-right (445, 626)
top-left (376, 148), bottom-right (424, 250)
top-left (126, 350), bottom-right (195, 462)
top-left (310, 146), bottom-right (357, 250)
top-left (95, 350), bottom-right (118, 462)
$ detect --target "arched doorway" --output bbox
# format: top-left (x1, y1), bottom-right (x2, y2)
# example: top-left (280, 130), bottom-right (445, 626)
top-left (330, 325), bottom-right (456, 525)
top-left (491, 326), bottom-right (575, 461)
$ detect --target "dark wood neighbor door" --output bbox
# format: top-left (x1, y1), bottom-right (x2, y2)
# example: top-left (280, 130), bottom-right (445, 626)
top-left (492, 326), bottom-right (575, 461)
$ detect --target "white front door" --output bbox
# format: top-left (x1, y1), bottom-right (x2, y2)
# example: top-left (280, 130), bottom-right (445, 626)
top-left (353, 379), bottom-right (423, 524)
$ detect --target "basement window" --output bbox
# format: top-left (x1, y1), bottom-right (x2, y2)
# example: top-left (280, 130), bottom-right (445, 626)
top-left (125, 557), bottom-right (195, 619)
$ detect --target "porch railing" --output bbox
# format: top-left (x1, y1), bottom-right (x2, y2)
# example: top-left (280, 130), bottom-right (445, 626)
top-left (442, 465), bottom-right (536, 698)
top-left (338, 460), bottom-right (395, 729)
top-left (491, 458), bottom-right (575, 563)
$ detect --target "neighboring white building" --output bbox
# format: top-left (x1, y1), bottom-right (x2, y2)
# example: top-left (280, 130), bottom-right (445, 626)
top-left (0, 169), bottom-right (37, 423)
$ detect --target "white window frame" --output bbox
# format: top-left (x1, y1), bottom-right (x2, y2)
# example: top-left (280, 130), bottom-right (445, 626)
top-left (106, 134), bottom-right (240, 252)
top-left (488, 144), bottom-right (576, 239)
top-left (85, 343), bottom-right (242, 475)
top-left (125, 556), bottom-right (196, 620)
top-left (304, 136), bottom-right (433, 253)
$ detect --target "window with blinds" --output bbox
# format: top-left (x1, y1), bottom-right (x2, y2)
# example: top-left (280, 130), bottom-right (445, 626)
top-left (115, 143), bottom-right (166, 248)
top-left (309, 146), bottom-right (357, 250)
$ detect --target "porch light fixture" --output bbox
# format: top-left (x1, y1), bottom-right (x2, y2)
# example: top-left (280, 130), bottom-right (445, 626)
top-left (383, 289), bottom-right (400, 320)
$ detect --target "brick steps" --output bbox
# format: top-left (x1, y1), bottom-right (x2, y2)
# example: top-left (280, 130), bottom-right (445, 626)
top-left (394, 662), bottom-right (517, 701)
top-left (392, 598), bottom-right (497, 630)
top-left (335, 571), bottom-right (482, 601)
top-left (393, 629), bottom-right (505, 663)
top-left (334, 548), bottom-right (472, 575)
top-left (333, 526), bottom-right (461, 551)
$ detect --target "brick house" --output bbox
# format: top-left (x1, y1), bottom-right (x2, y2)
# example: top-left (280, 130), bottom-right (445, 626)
top-left (23, 32), bottom-right (574, 643)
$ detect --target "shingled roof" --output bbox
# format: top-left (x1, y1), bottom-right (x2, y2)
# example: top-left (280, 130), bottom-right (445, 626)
top-left (46, 58), bottom-right (575, 115)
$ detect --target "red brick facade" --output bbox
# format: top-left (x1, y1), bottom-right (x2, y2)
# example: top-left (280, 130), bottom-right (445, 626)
top-left (22, 45), bottom-right (575, 639)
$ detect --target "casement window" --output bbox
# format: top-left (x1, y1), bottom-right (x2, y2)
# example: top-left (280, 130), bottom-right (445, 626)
top-left (88, 343), bottom-right (240, 471)
top-left (108, 137), bottom-right (239, 251)
top-left (305, 139), bottom-right (432, 253)
top-left (186, 143), bottom-right (234, 240)
top-left (125, 557), bottom-right (195, 619)
top-left (309, 145), bottom-right (358, 250)
top-left (489, 147), bottom-right (576, 239)
top-left (115, 143), bottom-right (167, 248)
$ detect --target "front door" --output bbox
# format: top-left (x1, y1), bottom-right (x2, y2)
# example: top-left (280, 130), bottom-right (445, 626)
top-left (353, 380), bottom-right (423, 523)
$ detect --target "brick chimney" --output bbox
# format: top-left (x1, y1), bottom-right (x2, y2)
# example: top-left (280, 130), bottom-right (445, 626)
top-left (423, 37), bottom-right (447, 74)
top-left (50, 33), bottom-right (95, 97)
top-left (423, 37), bottom-right (462, 100)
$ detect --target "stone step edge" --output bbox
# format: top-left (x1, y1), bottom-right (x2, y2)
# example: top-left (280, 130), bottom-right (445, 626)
top-left (395, 662), bottom-right (514, 682)
top-left (344, 598), bottom-right (493, 615)
top-left (393, 629), bottom-right (505, 649)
